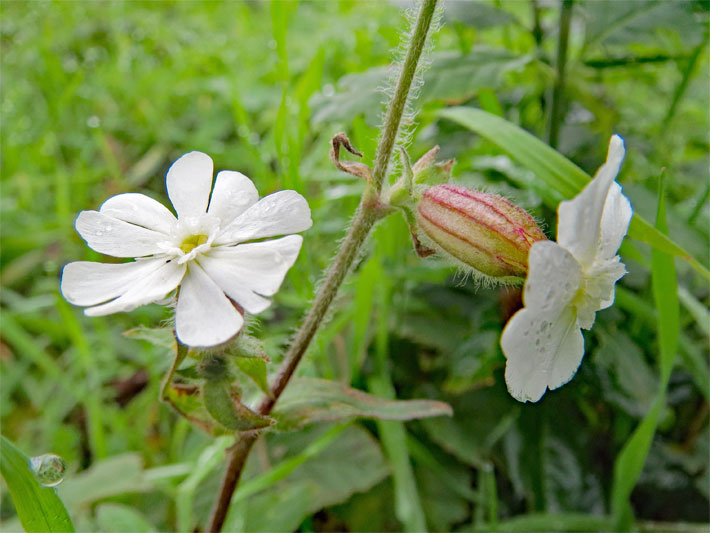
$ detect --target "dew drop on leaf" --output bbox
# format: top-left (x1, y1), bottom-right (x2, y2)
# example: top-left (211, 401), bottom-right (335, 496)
top-left (30, 453), bottom-right (66, 487)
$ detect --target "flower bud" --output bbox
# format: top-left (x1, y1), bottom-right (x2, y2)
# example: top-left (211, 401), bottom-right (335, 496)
top-left (416, 185), bottom-right (547, 279)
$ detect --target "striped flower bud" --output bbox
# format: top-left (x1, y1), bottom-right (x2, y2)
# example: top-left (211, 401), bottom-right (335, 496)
top-left (416, 185), bottom-right (547, 280)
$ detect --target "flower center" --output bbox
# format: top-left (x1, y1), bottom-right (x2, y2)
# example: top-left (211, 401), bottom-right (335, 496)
top-left (180, 234), bottom-right (209, 254)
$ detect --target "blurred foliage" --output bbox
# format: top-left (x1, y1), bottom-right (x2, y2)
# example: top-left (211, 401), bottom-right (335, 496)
top-left (1, 0), bottom-right (708, 531)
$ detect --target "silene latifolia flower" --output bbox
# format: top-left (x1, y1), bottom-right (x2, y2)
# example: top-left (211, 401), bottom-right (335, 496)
top-left (416, 184), bottom-right (547, 282)
top-left (501, 135), bottom-right (633, 403)
top-left (61, 152), bottom-right (312, 347)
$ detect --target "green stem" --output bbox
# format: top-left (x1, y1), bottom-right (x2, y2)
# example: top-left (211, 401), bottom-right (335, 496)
top-left (547, 0), bottom-right (573, 149)
top-left (662, 37), bottom-right (707, 129)
top-left (205, 1), bottom-right (438, 531)
top-left (372, 0), bottom-right (438, 193)
top-left (161, 342), bottom-right (188, 403)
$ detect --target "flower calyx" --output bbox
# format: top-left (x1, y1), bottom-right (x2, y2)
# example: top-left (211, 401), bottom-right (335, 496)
top-left (194, 351), bottom-right (275, 432)
top-left (416, 185), bottom-right (547, 282)
top-left (388, 146), bottom-right (455, 209)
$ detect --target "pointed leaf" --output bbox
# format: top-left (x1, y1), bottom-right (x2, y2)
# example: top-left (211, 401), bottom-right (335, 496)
top-left (164, 384), bottom-right (220, 436)
top-left (272, 378), bottom-right (453, 430)
top-left (234, 357), bottom-right (272, 397)
top-left (123, 326), bottom-right (175, 349)
top-left (95, 503), bottom-right (156, 533)
top-left (57, 453), bottom-right (152, 510)
top-left (611, 175), bottom-right (680, 529)
top-left (0, 435), bottom-right (74, 533)
top-left (202, 380), bottom-right (274, 431)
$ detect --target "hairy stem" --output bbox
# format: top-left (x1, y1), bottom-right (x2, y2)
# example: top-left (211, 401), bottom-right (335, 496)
top-left (206, 1), bottom-right (438, 531)
top-left (372, 0), bottom-right (438, 192)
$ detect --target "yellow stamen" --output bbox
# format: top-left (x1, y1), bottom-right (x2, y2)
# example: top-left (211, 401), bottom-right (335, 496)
top-left (180, 234), bottom-right (208, 254)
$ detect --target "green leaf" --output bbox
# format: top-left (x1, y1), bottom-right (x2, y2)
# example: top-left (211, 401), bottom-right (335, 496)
top-left (271, 378), bottom-right (452, 430)
top-left (95, 503), bottom-right (155, 533)
top-left (228, 424), bottom-right (348, 505)
top-left (582, 0), bottom-right (704, 49)
top-left (312, 50), bottom-right (530, 126)
top-left (678, 285), bottom-right (710, 339)
top-left (175, 437), bottom-right (233, 533)
top-left (422, 384), bottom-right (519, 467)
top-left (369, 376), bottom-right (428, 533)
top-left (438, 106), bottom-right (710, 279)
top-left (202, 380), bottom-right (274, 431)
top-left (224, 425), bottom-right (389, 533)
top-left (233, 357), bottom-right (271, 397)
top-left (164, 384), bottom-right (221, 435)
top-left (123, 326), bottom-right (175, 349)
top-left (419, 50), bottom-right (531, 104)
top-left (57, 454), bottom-right (152, 511)
top-left (0, 435), bottom-right (74, 533)
top-left (473, 513), bottom-right (612, 532)
top-left (593, 329), bottom-right (658, 418)
top-left (444, 0), bottom-right (518, 29)
top-left (611, 175), bottom-right (680, 530)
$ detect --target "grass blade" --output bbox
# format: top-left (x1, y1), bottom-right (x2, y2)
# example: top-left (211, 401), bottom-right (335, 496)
top-left (0, 435), bottom-right (74, 533)
top-left (611, 174), bottom-right (680, 530)
top-left (368, 258), bottom-right (428, 533)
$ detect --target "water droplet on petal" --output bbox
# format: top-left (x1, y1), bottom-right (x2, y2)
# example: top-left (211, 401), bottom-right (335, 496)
top-left (30, 454), bottom-right (66, 487)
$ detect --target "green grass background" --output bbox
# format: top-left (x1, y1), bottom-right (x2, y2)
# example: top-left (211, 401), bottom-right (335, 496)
top-left (1, 1), bottom-right (708, 531)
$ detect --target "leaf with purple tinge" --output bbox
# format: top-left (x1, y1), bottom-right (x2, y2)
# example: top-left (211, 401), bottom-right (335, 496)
top-left (272, 378), bottom-right (453, 431)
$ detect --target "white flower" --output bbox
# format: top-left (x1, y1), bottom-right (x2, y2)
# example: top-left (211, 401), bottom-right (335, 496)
top-left (501, 135), bottom-right (633, 402)
top-left (61, 151), bottom-right (312, 347)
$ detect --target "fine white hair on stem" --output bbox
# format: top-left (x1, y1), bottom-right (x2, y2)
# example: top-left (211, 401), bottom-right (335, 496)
top-left (378, 1), bottom-right (443, 183)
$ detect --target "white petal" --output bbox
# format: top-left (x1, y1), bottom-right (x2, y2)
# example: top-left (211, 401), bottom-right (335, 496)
top-left (84, 259), bottom-right (186, 316)
top-left (176, 263), bottom-right (244, 347)
top-left (598, 182), bottom-right (633, 260)
top-left (502, 306), bottom-right (584, 403)
top-left (61, 259), bottom-right (165, 306)
top-left (166, 151), bottom-right (214, 219)
top-left (197, 255), bottom-right (272, 315)
top-left (75, 210), bottom-right (169, 258)
top-left (207, 171), bottom-right (259, 227)
top-left (523, 241), bottom-right (581, 313)
top-left (577, 256), bottom-right (627, 328)
top-left (557, 135), bottom-right (625, 266)
top-left (215, 190), bottom-right (312, 245)
top-left (208, 235), bottom-right (303, 296)
top-left (99, 193), bottom-right (177, 235)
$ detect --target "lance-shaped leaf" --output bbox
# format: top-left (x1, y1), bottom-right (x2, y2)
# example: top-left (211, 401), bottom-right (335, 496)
top-left (222, 335), bottom-right (272, 396)
top-left (271, 378), bottom-right (453, 431)
top-left (123, 326), bottom-right (175, 349)
top-left (234, 357), bottom-right (272, 397)
top-left (202, 380), bottom-right (274, 432)
top-left (164, 384), bottom-right (222, 436)
top-left (0, 435), bottom-right (75, 533)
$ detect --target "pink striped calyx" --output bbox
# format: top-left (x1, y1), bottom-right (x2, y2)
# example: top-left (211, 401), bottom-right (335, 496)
top-left (416, 185), bottom-right (547, 280)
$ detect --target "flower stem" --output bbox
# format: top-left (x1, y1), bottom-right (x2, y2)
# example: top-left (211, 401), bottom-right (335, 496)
top-left (205, 1), bottom-right (438, 531)
top-left (160, 342), bottom-right (187, 403)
